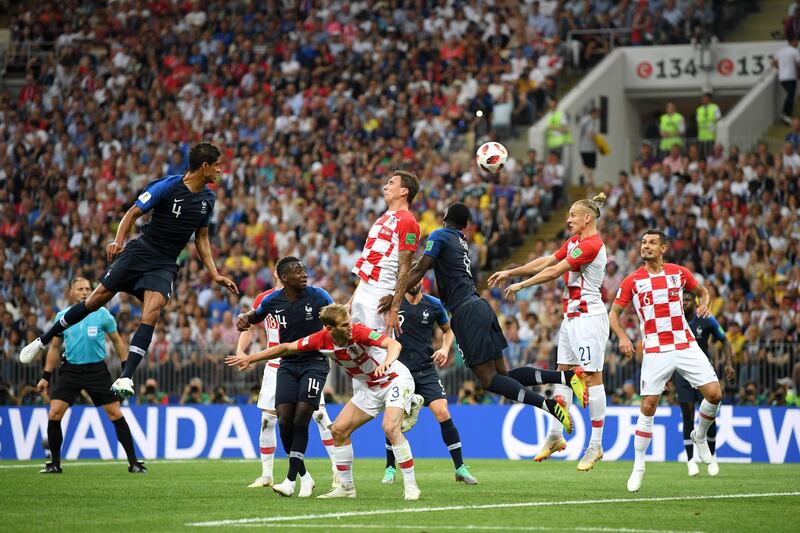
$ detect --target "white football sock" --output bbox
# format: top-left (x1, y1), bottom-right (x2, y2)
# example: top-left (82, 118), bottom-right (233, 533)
top-left (259, 411), bottom-right (277, 478)
top-left (588, 385), bottom-right (606, 448)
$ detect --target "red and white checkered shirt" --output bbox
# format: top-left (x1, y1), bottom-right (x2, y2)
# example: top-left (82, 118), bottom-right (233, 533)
top-left (614, 263), bottom-right (698, 354)
top-left (352, 210), bottom-right (420, 290)
top-left (253, 289), bottom-right (280, 368)
top-left (298, 324), bottom-right (400, 389)
top-left (554, 233), bottom-right (607, 318)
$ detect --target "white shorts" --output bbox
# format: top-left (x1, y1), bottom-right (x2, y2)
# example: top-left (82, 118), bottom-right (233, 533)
top-left (350, 364), bottom-right (415, 418)
top-left (351, 282), bottom-right (393, 333)
top-left (556, 313), bottom-right (609, 372)
top-left (257, 363), bottom-right (326, 411)
top-left (640, 343), bottom-right (719, 397)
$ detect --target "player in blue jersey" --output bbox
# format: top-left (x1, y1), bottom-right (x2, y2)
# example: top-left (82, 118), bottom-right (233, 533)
top-left (35, 278), bottom-right (145, 474)
top-left (20, 142), bottom-right (239, 401)
top-left (235, 256), bottom-right (334, 498)
top-left (381, 281), bottom-right (478, 486)
top-left (379, 202), bottom-right (586, 433)
top-left (676, 292), bottom-right (734, 477)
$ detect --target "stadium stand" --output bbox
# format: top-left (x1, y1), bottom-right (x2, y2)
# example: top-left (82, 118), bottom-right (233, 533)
top-left (0, 1), bottom-right (796, 409)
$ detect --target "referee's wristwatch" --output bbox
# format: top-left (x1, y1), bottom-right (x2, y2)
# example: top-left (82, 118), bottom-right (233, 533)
top-left (41, 371), bottom-right (52, 382)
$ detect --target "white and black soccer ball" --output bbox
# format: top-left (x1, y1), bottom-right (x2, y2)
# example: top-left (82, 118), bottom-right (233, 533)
top-left (475, 142), bottom-right (508, 173)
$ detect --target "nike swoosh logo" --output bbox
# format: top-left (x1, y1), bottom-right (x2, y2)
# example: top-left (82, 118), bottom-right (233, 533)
top-left (174, 199), bottom-right (185, 203)
top-left (275, 309), bottom-right (285, 313)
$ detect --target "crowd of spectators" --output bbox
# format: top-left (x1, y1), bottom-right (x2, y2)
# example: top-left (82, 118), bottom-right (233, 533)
top-left (2, 1), bottom-right (793, 408)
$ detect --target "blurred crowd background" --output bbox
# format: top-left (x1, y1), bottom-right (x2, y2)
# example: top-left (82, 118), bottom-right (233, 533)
top-left (0, 0), bottom-right (797, 408)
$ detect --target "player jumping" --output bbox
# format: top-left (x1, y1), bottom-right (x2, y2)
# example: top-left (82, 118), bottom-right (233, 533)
top-left (491, 193), bottom-right (609, 470)
top-left (228, 303), bottom-right (424, 501)
top-left (350, 170), bottom-right (420, 337)
top-left (235, 257), bottom-right (335, 497)
top-left (380, 202), bottom-right (586, 434)
top-left (609, 230), bottom-right (722, 492)
top-left (381, 282), bottom-right (478, 486)
top-left (20, 143), bottom-right (238, 400)
top-left (675, 292), bottom-right (734, 477)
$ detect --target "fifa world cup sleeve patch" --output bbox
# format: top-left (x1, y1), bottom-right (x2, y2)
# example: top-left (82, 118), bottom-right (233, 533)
top-left (425, 240), bottom-right (434, 252)
top-left (570, 247), bottom-right (583, 259)
top-left (405, 233), bottom-right (416, 245)
top-left (300, 336), bottom-right (310, 347)
top-left (368, 331), bottom-right (382, 341)
top-left (138, 191), bottom-right (152, 204)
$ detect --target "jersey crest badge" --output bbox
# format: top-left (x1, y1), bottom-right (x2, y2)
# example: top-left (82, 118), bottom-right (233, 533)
top-left (201, 200), bottom-right (208, 214)
top-left (305, 303), bottom-right (313, 320)
top-left (421, 308), bottom-right (430, 324)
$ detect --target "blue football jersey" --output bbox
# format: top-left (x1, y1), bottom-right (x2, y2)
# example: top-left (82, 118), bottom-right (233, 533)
top-left (687, 314), bottom-right (726, 358)
top-left (134, 175), bottom-right (216, 260)
top-left (397, 294), bottom-right (449, 372)
top-left (254, 286), bottom-right (334, 365)
top-left (422, 227), bottom-right (479, 313)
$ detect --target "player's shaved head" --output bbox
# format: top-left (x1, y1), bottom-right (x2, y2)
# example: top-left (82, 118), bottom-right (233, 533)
top-left (443, 202), bottom-right (471, 229)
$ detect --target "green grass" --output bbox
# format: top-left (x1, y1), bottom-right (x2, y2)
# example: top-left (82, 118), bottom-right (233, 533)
top-left (2, 459), bottom-right (799, 532)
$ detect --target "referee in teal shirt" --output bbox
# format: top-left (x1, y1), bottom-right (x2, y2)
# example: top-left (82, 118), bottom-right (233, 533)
top-left (36, 278), bottom-right (145, 474)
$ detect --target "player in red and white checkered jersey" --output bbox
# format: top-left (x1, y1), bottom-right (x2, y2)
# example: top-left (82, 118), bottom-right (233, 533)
top-left (491, 193), bottom-right (608, 471)
top-left (609, 230), bottom-right (722, 493)
top-left (350, 170), bottom-right (421, 337)
top-left (235, 284), bottom-right (337, 490)
top-left (226, 303), bottom-right (424, 501)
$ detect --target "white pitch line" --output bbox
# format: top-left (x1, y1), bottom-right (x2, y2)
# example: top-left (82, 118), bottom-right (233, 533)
top-left (186, 491), bottom-right (800, 527)
top-left (0, 458), bottom-right (256, 469)
top-left (229, 524), bottom-right (705, 533)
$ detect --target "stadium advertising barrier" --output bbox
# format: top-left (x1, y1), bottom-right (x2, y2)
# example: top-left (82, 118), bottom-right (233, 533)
top-left (1, 405), bottom-right (798, 463)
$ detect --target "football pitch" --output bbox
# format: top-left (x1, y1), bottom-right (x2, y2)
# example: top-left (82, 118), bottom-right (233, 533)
top-left (2, 459), bottom-right (799, 532)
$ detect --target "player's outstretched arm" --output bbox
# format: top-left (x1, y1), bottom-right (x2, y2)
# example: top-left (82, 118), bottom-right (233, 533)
top-left (37, 337), bottom-right (62, 395)
top-left (504, 259), bottom-right (571, 300)
top-left (487, 254), bottom-right (559, 287)
top-left (107, 205), bottom-right (144, 262)
top-left (225, 340), bottom-right (300, 371)
top-left (195, 227), bottom-right (239, 294)
top-left (608, 303), bottom-right (633, 358)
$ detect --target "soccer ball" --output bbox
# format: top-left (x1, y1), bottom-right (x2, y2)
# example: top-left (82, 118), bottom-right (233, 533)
top-left (476, 142), bottom-right (508, 173)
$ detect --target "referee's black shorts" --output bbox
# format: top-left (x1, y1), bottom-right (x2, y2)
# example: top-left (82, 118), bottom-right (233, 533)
top-left (51, 361), bottom-right (119, 406)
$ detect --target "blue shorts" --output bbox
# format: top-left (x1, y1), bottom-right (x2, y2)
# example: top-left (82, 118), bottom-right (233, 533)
top-left (410, 365), bottom-right (447, 405)
top-left (672, 370), bottom-right (703, 404)
top-left (100, 239), bottom-right (178, 302)
top-left (275, 362), bottom-right (329, 409)
top-left (450, 298), bottom-right (508, 368)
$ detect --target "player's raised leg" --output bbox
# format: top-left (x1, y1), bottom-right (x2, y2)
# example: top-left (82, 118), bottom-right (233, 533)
top-left (21, 284), bottom-right (114, 364)
top-left (471, 356), bottom-right (573, 433)
top-left (318, 400), bottom-right (374, 499)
